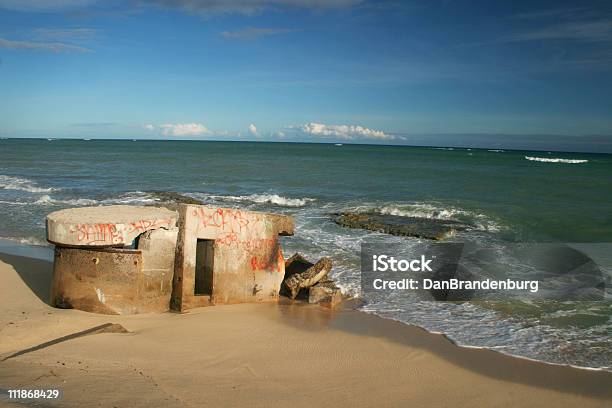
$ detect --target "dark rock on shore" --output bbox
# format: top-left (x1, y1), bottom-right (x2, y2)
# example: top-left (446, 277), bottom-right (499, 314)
top-left (147, 191), bottom-right (205, 211)
top-left (332, 212), bottom-right (470, 240)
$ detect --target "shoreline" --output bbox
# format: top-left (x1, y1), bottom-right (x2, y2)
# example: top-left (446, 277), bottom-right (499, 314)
top-left (0, 238), bottom-right (610, 374)
top-left (1, 248), bottom-right (611, 406)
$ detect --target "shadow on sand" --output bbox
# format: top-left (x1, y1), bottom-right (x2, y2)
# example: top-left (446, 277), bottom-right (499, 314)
top-left (0, 252), bottom-right (54, 306)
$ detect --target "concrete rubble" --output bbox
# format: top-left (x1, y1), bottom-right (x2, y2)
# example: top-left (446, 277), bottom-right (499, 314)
top-left (282, 253), bottom-right (342, 307)
top-left (46, 203), bottom-right (341, 315)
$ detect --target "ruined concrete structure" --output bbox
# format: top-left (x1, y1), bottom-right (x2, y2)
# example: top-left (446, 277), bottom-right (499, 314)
top-left (48, 206), bottom-right (179, 314)
top-left (46, 204), bottom-right (294, 315)
top-left (171, 205), bottom-right (294, 311)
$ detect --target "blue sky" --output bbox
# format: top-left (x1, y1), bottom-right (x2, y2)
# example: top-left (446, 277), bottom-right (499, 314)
top-left (0, 0), bottom-right (611, 149)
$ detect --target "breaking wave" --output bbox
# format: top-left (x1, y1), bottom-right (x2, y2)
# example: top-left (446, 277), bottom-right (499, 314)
top-left (32, 191), bottom-right (160, 207)
top-left (195, 193), bottom-right (316, 208)
top-left (351, 203), bottom-right (502, 232)
top-left (525, 156), bottom-right (588, 164)
top-left (34, 195), bottom-right (98, 206)
top-left (0, 175), bottom-right (56, 193)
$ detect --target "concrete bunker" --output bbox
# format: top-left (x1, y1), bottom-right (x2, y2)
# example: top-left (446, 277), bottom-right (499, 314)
top-left (171, 204), bottom-right (294, 311)
top-left (46, 204), bottom-right (295, 314)
top-left (47, 205), bottom-right (179, 314)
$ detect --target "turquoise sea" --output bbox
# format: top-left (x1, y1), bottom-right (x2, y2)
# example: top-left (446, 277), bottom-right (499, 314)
top-left (1, 138), bottom-right (611, 369)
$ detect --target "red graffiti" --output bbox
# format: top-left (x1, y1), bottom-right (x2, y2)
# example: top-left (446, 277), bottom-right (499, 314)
top-left (250, 256), bottom-right (269, 271)
top-left (192, 207), bottom-right (255, 233)
top-left (216, 232), bottom-right (239, 246)
top-left (250, 251), bottom-right (283, 273)
top-left (70, 223), bottom-right (124, 245)
top-left (128, 218), bottom-right (171, 233)
top-left (215, 233), bottom-right (277, 252)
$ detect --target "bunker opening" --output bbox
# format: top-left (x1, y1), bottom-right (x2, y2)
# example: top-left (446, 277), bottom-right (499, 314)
top-left (195, 239), bottom-right (214, 296)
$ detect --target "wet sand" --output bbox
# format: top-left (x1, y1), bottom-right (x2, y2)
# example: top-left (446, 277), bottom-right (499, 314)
top-left (1, 252), bottom-right (611, 407)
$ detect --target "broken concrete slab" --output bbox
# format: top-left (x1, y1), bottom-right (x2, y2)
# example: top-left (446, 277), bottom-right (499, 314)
top-left (332, 212), bottom-right (470, 240)
top-left (47, 205), bottom-right (178, 247)
top-left (308, 280), bottom-right (342, 308)
top-left (283, 256), bottom-right (332, 299)
top-left (284, 253), bottom-right (314, 278)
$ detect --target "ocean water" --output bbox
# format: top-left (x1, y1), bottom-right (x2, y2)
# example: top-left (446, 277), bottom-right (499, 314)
top-left (1, 138), bottom-right (611, 369)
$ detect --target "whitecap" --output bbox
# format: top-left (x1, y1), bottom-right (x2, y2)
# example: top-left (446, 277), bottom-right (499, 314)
top-left (103, 191), bottom-right (159, 205)
top-left (26, 191), bottom-right (159, 207)
top-left (34, 195), bottom-right (99, 206)
top-left (0, 200), bottom-right (29, 206)
top-left (195, 193), bottom-right (316, 207)
top-left (355, 202), bottom-right (502, 232)
top-left (525, 156), bottom-right (588, 164)
top-left (0, 175), bottom-right (57, 193)
top-left (17, 236), bottom-right (48, 246)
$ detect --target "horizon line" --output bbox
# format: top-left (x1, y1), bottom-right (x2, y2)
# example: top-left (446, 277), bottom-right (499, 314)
top-left (1, 136), bottom-right (610, 155)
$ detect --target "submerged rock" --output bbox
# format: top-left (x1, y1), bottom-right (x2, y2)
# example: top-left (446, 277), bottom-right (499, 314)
top-left (282, 253), bottom-right (333, 299)
top-left (332, 212), bottom-right (470, 240)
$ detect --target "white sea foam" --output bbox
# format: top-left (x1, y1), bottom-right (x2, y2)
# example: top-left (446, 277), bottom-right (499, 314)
top-left (199, 193), bottom-right (316, 207)
top-left (0, 200), bottom-right (29, 206)
top-left (34, 195), bottom-right (54, 205)
top-left (17, 236), bottom-right (48, 246)
top-left (378, 203), bottom-right (465, 220)
top-left (488, 149), bottom-right (505, 152)
top-left (366, 203), bottom-right (501, 232)
top-left (104, 191), bottom-right (159, 205)
top-left (34, 195), bottom-right (99, 206)
top-left (525, 156), bottom-right (588, 164)
top-left (0, 175), bottom-right (56, 193)
top-left (27, 191), bottom-right (159, 207)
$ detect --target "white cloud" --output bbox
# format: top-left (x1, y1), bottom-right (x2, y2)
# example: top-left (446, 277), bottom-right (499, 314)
top-left (0, 37), bottom-right (89, 52)
top-left (248, 123), bottom-right (258, 136)
top-left (143, 124), bottom-right (155, 131)
top-left (503, 20), bottom-right (612, 43)
top-left (0, 0), bottom-right (97, 12)
top-left (147, 0), bottom-right (362, 16)
top-left (221, 27), bottom-right (294, 39)
top-left (33, 28), bottom-right (97, 41)
top-left (298, 122), bottom-right (394, 140)
top-left (159, 123), bottom-right (211, 136)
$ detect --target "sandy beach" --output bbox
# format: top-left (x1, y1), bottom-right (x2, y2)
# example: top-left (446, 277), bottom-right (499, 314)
top-left (0, 252), bottom-right (611, 407)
